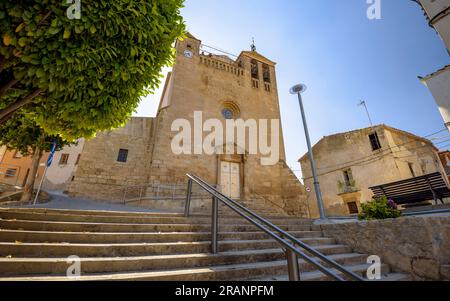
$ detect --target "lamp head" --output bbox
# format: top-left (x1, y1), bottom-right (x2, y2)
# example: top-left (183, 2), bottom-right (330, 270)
top-left (289, 84), bottom-right (307, 95)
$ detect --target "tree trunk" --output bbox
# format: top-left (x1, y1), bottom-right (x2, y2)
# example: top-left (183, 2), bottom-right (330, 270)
top-left (0, 89), bottom-right (41, 123)
top-left (0, 78), bottom-right (19, 99)
top-left (0, 111), bottom-right (15, 125)
top-left (20, 145), bottom-right (43, 203)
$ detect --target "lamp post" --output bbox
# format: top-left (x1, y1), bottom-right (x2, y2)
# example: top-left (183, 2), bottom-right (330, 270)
top-left (290, 84), bottom-right (326, 220)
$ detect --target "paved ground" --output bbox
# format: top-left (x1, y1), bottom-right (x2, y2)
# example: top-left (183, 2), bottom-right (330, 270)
top-left (11, 191), bottom-right (176, 213)
top-left (4, 191), bottom-right (450, 220)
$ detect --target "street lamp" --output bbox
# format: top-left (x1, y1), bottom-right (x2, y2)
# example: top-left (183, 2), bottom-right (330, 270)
top-left (290, 84), bottom-right (327, 220)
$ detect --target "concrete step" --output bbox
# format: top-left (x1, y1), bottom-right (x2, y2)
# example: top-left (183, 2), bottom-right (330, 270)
top-left (253, 263), bottom-right (393, 281)
top-left (372, 273), bottom-right (412, 281)
top-left (0, 207), bottom-right (297, 220)
top-left (0, 258), bottom-right (374, 281)
top-left (0, 207), bottom-right (184, 218)
top-left (0, 208), bottom-right (409, 281)
top-left (440, 264), bottom-right (450, 279)
top-left (0, 241), bottom-right (349, 258)
top-left (0, 229), bottom-right (324, 244)
top-left (0, 219), bottom-right (312, 233)
top-left (0, 210), bottom-right (311, 225)
top-left (0, 251), bottom-right (367, 276)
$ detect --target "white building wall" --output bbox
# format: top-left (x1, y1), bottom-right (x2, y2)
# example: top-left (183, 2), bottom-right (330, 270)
top-left (418, 0), bottom-right (450, 51)
top-left (422, 67), bottom-right (450, 130)
top-left (43, 139), bottom-right (85, 192)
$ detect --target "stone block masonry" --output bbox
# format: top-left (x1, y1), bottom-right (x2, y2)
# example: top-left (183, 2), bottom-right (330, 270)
top-left (67, 33), bottom-right (309, 217)
top-left (319, 216), bottom-right (450, 280)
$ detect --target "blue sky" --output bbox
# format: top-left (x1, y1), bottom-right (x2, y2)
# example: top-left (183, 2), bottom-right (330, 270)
top-left (135, 0), bottom-right (450, 179)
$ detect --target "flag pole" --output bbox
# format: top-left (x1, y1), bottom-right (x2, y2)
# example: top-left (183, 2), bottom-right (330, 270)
top-left (33, 140), bottom-right (57, 206)
top-left (33, 164), bottom-right (48, 205)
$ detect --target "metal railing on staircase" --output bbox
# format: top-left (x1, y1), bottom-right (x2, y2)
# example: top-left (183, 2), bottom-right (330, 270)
top-left (184, 174), bottom-right (365, 282)
top-left (120, 183), bottom-right (217, 205)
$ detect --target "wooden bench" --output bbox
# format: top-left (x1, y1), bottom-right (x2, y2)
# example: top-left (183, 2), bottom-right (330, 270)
top-left (369, 172), bottom-right (450, 205)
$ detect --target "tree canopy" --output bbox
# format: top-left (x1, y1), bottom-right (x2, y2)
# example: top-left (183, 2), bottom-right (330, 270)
top-left (0, 111), bottom-right (73, 202)
top-left (0, 111), bottom-right (70, 155)
top-left (0, 0), bottom-right (185, 139)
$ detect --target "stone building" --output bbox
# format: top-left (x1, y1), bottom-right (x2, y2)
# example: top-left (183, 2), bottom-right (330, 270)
top-left (415, 0), bottom-right (450, 130)
top-left (299, 125), bottom-right (442, 217)
top-left (68, 33), bottom-right (308, 216)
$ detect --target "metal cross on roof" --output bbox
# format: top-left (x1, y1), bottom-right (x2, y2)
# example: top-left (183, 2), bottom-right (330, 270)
top-left (251, 37), bottom-right (256, 52)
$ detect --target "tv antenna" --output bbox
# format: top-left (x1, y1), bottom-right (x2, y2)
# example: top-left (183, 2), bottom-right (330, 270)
top-left (358, 100), bottom-right (373, 126)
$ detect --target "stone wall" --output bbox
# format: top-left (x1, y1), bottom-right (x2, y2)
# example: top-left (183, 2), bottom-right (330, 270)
top-left (319, 216), bottom-right (450, 280)
top-left (68, 117), bottom-right (154, 201)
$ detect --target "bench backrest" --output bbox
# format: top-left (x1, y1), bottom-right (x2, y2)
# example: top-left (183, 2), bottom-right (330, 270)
top-left (369, 172), bottom-right (450, 204)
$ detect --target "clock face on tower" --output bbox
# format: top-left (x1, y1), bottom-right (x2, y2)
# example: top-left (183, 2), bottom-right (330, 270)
top-left (184, 50), bottom-right (193, 58)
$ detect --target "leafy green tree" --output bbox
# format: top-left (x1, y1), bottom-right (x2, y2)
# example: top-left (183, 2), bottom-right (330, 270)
top-left (0, 0), bottom-right (185, 139)
top-left (0, 112), bottom-right (72, 202)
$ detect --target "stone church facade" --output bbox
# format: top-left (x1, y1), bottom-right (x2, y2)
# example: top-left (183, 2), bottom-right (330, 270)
top-left (68, 33), bottom-right (308, 216)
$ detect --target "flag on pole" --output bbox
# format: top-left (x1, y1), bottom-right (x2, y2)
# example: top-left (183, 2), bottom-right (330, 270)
top-left (46, 141), bottom-right (57, 167)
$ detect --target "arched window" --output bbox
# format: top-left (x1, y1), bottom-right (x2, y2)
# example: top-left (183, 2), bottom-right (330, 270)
top-left (221, 108), bottom-right (234, 119)
top-left (221, 101), bottom-right (240, 120)
top-left (262, 64), bottom-right (270, 83)
top-left (251, 59), bottom-right (259, 79)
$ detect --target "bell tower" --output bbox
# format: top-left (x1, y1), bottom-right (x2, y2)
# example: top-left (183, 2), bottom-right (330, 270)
top-left (176, 32), bottom-right (201, 60)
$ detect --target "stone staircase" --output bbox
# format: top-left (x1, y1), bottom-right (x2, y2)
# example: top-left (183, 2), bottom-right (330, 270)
top-left (0, 207), bottom-right (409, 281)
top-left (230, 198), bottom-right (289, 217)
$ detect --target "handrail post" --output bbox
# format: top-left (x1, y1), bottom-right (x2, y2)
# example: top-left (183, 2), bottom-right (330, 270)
top-left (172, 184), bottom-right (176, 202)
top-left (122, 187), bottom-right (127, 205)
top-left (286, 248), bottom-right (300, 281)
top-left (138, 186), bottom-right (143, 204)
top-left (211, 196), bottom-right (219, 254)
top-left (184, 179), bottom-right (193, 217)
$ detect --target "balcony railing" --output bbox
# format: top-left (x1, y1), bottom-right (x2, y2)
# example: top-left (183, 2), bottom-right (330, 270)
top-left (337, 180), bottom-right (359, 194)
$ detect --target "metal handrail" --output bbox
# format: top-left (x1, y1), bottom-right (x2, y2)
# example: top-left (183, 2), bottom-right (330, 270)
top-left (185, 174), bottom-right (364, 281)
top-left (120, 182), bottom-right (216, 205)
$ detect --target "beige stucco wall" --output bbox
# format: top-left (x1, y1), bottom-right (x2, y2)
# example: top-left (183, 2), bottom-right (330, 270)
top-left (421, 67), bottom-right (450, 130)
top-left (0, 146), bottom-right (6, 163)
top-left (43, 139), bottom-right (86, 192)
top-left (386, 128), bottom-right (441, 177)
top-left (300, 125), bottom-right (441, 217)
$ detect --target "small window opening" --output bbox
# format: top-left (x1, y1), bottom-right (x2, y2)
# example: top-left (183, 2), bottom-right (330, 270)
top-left (343, 169), bottom-right (354, 186)
top-left (369, 133), bottom-right (382, 151)
top-left (262, 64), bottom-right (270, 82)
top-left (117, 149), bottom-right (129, 163)
top-left (251, 59), bottom-right (259, 79)
top-left (59, 154), bottom-right (69, 165)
